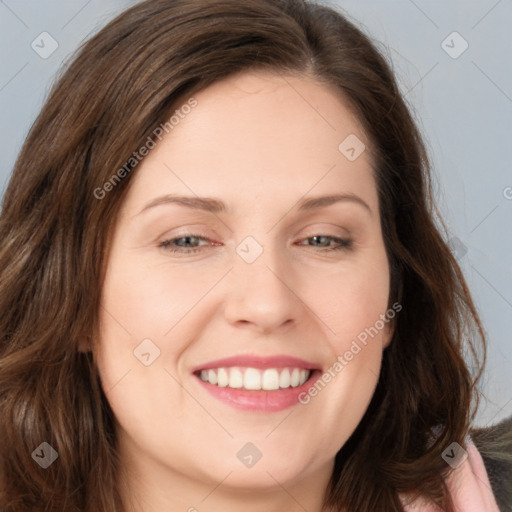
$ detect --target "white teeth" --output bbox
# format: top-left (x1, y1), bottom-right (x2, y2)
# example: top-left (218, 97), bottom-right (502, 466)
top-left (290, 368), bottom-right (300, 387)
top-left (244, 368), bottom-right (261, 390)
top-left (262, 369), bottom-right (280, 391)
top-left (279, 368), bottom-right (291, 388)
top-left (217, 367), bottom-right (229, 387)
top-left (198, 367), bottom-right (312, 390)
top-left (228, 368), bottom-right (243, 388)
top-left (208, 369), bottom-right (218, 385)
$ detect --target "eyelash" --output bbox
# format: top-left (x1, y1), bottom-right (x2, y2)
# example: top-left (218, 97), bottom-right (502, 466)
top-left (158, 233), bottom-right (353, 254)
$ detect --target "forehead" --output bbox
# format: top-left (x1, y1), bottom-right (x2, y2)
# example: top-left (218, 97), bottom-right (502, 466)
top-left (122, 70), bottom-right (377, 215)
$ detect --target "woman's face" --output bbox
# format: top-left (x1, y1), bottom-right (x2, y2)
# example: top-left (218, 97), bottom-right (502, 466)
top-left (94, 70), bottom-right (393, 507)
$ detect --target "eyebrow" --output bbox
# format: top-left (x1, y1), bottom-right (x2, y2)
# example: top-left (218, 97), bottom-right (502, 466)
top-left (137, 193), bottom-right (372, 216)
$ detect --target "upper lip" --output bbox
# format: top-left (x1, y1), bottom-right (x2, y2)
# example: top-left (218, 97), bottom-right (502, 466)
top-left (192, 354), bottom-right (322, 373)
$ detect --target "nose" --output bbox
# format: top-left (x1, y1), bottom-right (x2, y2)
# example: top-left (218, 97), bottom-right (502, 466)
top-left (222, 244), bottom-right (304, 335)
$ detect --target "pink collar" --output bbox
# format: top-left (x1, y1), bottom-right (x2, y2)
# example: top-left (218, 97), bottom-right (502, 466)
top-left (400, 436), bottom-right (499, 511)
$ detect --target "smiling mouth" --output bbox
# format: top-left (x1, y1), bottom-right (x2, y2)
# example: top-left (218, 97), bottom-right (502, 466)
top-left (194, 366), bottom-right (315, 391)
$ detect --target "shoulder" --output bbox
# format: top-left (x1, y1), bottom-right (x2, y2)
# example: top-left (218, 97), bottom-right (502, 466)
top-left (471, 414), bottom-right (512, 512)
top-left (400, 418), bottom-right (511, 512)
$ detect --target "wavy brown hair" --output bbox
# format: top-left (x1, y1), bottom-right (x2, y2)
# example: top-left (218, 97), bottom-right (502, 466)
top-left (0, 0), bottom-right (489, 510)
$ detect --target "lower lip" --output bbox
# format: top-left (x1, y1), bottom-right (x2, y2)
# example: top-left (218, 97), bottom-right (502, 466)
top-left (194, 371), bottom-right (322, 412)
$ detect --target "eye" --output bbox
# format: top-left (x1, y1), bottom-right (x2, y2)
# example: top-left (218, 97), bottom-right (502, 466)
top-left (158, 233), bottom-right (353, 255)
top-left (296, 235), bottom-right (353, 252)
top-left (158, 234), bottom-right (215, 254)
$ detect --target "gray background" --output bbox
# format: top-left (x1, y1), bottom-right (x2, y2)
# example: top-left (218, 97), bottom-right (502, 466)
top-left (0, 0), bottom-right (510, 427)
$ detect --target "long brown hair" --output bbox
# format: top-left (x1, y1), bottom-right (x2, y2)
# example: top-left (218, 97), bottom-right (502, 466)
top-left (0, 0), bottom-right (488, 510)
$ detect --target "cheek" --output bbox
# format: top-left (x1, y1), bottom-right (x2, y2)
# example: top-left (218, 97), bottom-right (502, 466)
top-left (94, 253), bottom-right (222, 409)
top-left (295, 247), bottom-right (390, 421)
top-left (99, 252), bottom-right (219, 341)
top-left (301, 252), bottom-right (390, 347)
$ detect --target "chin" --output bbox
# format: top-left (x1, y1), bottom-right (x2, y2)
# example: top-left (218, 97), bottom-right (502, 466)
top-left (218, 461), bottom-right (311, 490)
top-left (219, 441), bottom-right (326, 487)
